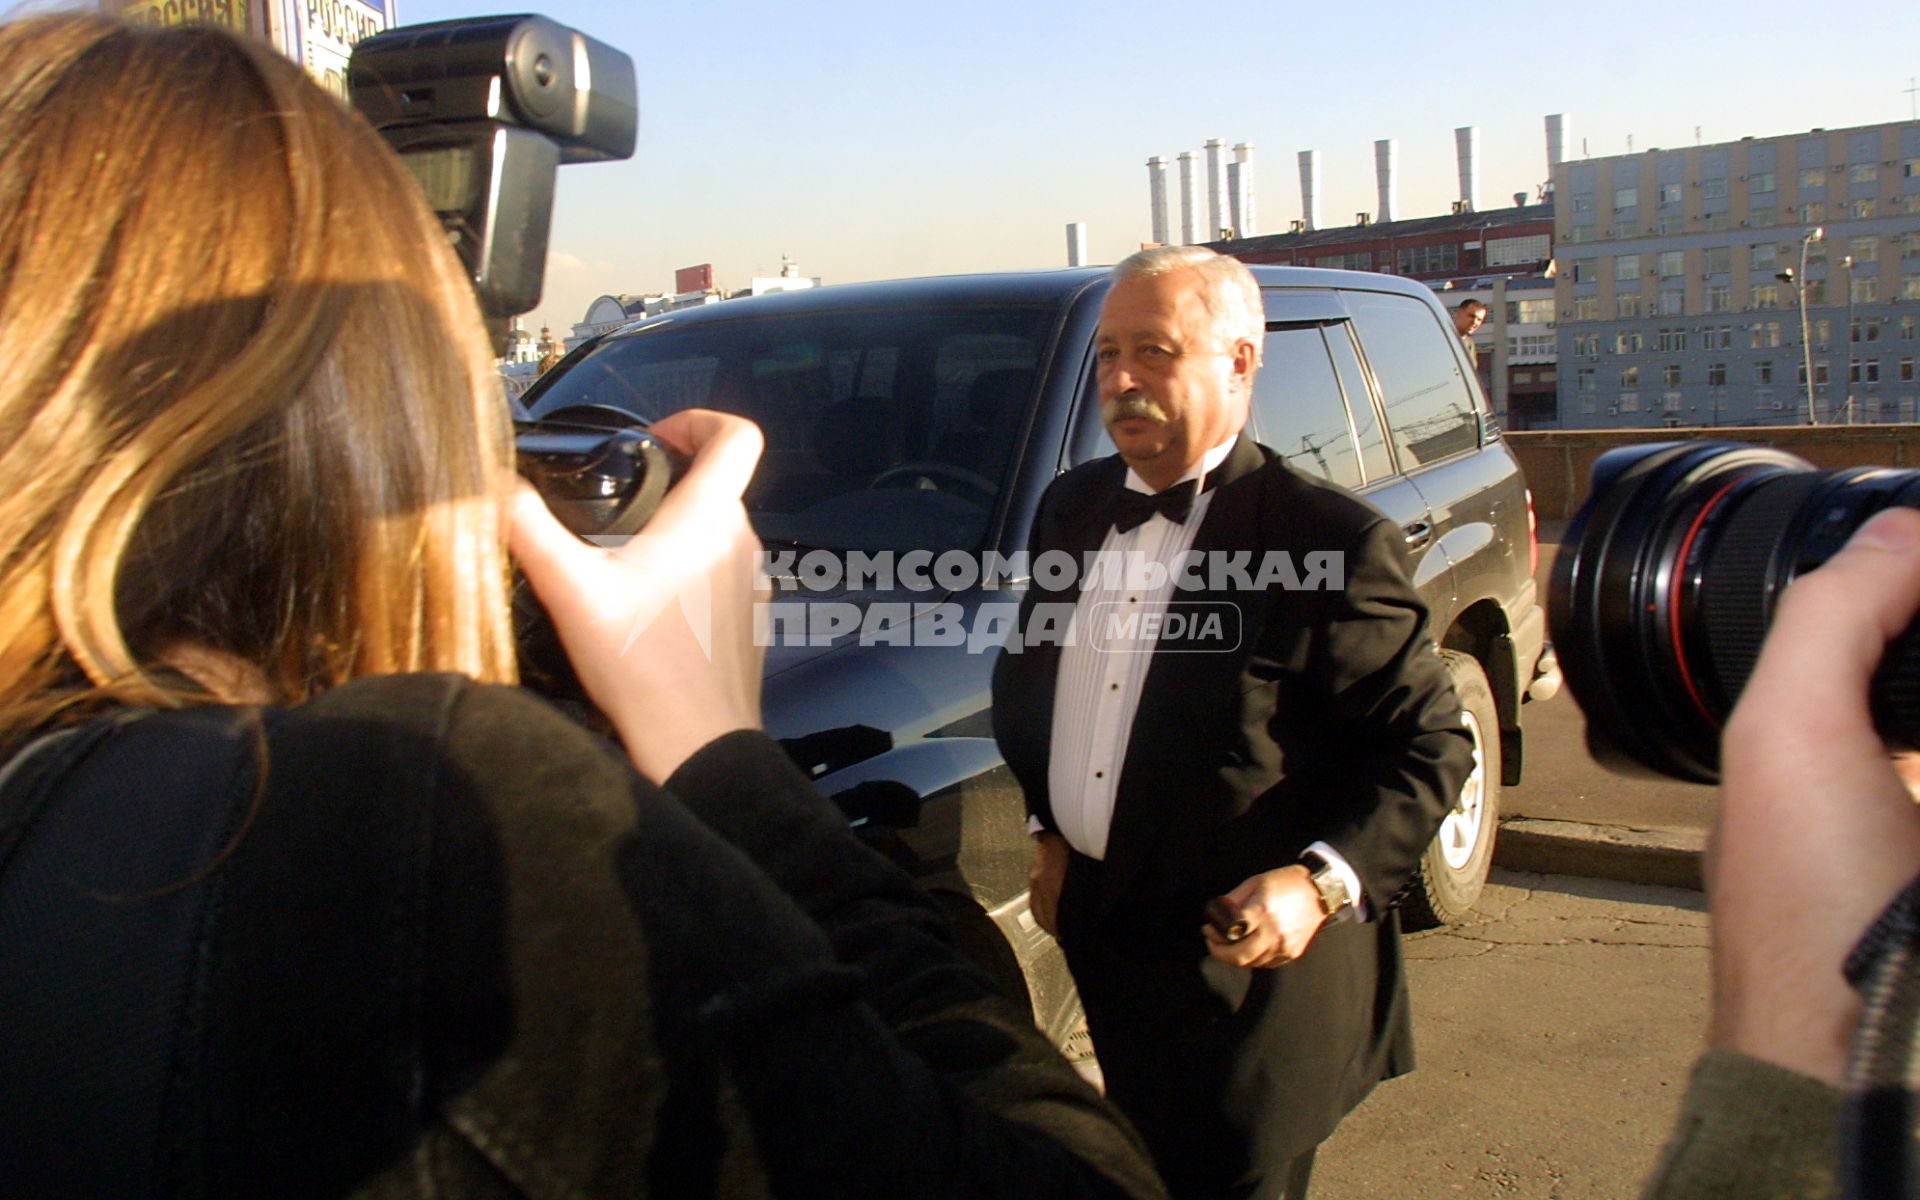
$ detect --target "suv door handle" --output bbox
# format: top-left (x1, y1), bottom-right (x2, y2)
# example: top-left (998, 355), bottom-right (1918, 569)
top-left (1402, 521), bottom-right (1433, 550)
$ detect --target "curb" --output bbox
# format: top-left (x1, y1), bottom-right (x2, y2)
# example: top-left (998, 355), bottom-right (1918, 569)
top-left (1494, 817), bottom-right (1704, 892)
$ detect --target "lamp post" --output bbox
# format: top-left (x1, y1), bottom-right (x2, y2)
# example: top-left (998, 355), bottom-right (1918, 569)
top-left (1840, 254), bottom-right (1856, 423)
top-left (1788, 226), bottom-right (1824, 424)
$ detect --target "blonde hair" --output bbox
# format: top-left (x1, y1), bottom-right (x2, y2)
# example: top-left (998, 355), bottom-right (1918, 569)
top-left (0, 13), bottom-right (517, 736)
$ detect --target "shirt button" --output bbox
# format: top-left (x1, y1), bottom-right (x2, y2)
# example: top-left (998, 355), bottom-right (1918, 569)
top-left (1109, 683), bottom-right (1119, 691)
top-left (1094, 770), bottom-right (1105, 779)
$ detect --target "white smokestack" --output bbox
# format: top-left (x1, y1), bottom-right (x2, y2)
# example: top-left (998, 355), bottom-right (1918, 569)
top-left (1545, 113), bottom-right (1568, 169)
top-left (1374, 138), bottom-right (1398, 224)
top-left (1231, 142), bottom-right (1256, 237)
top-left (1297, 149), bottom-right (1321, 232)
top-left (1066, 222), bottom-right (1089, 267)
top-left (1204, 138), bottom-right (1228, 241)
top-left (1455, 125), bottom-right (1480, 212)
top-left (1178, 151), bottom-right (1200, 244)
top-left (1147, 157), bottom-right (1170, 246)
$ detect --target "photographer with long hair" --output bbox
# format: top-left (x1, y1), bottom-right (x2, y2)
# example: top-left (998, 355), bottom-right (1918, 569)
top-left (0, 14), bottom-right (1164, 1198)
top-left (1641, 506), bottom-right (1920, 1199)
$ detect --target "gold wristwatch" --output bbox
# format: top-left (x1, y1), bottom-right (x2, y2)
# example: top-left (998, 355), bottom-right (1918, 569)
top-left (1301, 851), bottom-right (1352, 917)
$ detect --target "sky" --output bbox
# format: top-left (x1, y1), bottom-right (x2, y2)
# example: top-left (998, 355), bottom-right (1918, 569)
top-left (390, 0), bottom-right (1920, 336)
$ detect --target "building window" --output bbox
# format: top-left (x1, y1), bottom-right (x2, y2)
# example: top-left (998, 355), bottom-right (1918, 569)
top-left (1752, 243), bottom-right (1779, 269)
top-left (1752, 205), bottom-right (1779, 227)
top-left (1703, 286), bottom-right (1732, 313)
top-left (1617, 294), bottom-right (1643, 319)
top-left (1854, 237), bottom-right (1879, 264)
top-left (1904, 315), bottom-right (1916, 340)
top-left (1507, 297), bottom-right (1555, 324)
top-left (1395, 243), bottom-right (1459, 274)
top-left (1657, 251), bottom-right (1685, 277)
top-left (1756, 360), bottom-right (1775, 384)
top-left (1851, 278), bottom-right (1878, 304)
top-left (1704, 325), bottom-right (1734, 349)
top-left (1704, 246), bottom-right (1732, 274)
top-left (1854, 200), bottom-right (1877, 220)
top-left (1751, 171), bottom-right (1777, 193)
top-left (1853, 359), bottom-right (1881, 384)
top-left (1509, 334), bottom-right (1556, 358)
top-left (1572, 257), bottom-right (1597, 282)
top-left (1708, 362), bottom-right (1728, 386)
top-left (1901, 357), bottom-right (1916, 383)
top-left (1851, 163), bottom-right (1879, 183)
top-left (1854, 319), bottom-right (1883, 343)
top-left (1657, 328), bottom-right (1688, 352)
top-left (1314, 252), bottom-right (1374, 270)
top-left (1615, 254), bottom-right (1641, 281)
top-left (1816, 318), bottom-right (1833, 346)
top-left (1662, 363), bottom-right (1683, 387)
top-left (1615, 331), bottom-right (1643, 354)
top-left (1802, 202), bottom-right (1825, 223)
top-left (1806, 281), bottom-right (1828, 306)
top-left (1800, 168), bottom-right (1825, 189)
top-left (1906, 159), bottom-right (1920, 178)
top-left (1486, 235), bottom-right (1550, 267)
top-left (1704, 213), bottom-right (1731, 233)
top-left (1573, 193), bottom-right (1595, 212)
top-left (1614, 186), bottom-right (1639, 209)
top-left (1613, 224), bottom-right (1639, 240)
top-left (1621, 366), bottom-right (1641, 387)
top-left (1619, 392), bottom-right (1641, 413)
top-left (1658, 183), bottom-right (1682, 205)
top-left (1753, 283), bottom-right (1781, 309)
top-left (1575, 296), bottom-right (1601, 321)
top-left (1577, 367), bottom-right (1597, 392)
top-left (1904, 277), bottom-right (1920, 301)
top-left (1902, 234), bottom-right (1920, 262)
top-left (1704, 177), bottom-right (1729, 199)
top-left (1906, 196), bottom-right (1920, 216)
top-left (1800, 361), bottom-right (1831, 386)
top-left (1663, 392), bottom-right (1684, 413)
top-left (1571, 333), bottom-right (1599, 355)
top-left (1751, 321), bottom-right (1783, 348)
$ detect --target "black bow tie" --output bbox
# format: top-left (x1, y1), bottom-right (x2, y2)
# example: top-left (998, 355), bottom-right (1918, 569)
top-left (1110, 479), bottom-right (1202, 534)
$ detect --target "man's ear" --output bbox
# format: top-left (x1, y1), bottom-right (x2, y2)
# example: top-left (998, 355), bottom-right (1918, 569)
top-left (1228, 337), bottom-right (1259, 391)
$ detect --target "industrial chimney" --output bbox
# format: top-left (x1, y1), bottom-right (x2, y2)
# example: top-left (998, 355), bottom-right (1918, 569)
top-left (1146, 156), bottom-right (1170, 246)
top-left (1297, 149), bottom-right (1321, 233)
top-left (1178, 151), bottom-right (1200, 244)
top-left (1230, 143), bottom-right (1256, 237)
top-left (1455, 125), bottom-right (1479, 213)
top-left (1374, 138), bottom-right (1398, 224)
top-left (1066, 223), bottom-right (1089, 267)
top-left (1545, 113), bottom-right (1568, 169)
top-left (1204, 139), bottom-right (1228, 241)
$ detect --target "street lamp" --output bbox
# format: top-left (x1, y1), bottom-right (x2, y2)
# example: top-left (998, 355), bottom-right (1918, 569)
top-left (1778, 226), bottom-right (1825, 424)
top-left (1840, 254), bottom-right (1856, 423)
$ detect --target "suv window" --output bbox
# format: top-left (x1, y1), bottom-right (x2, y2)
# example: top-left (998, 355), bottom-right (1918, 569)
top-left (1323, 322), bottom-right (1394, 483)
top-left (528, 305), bottom-right (1057, 553)
top-left (1345, 291), bottom-right (1479, 468)
top-left (1250, 324), bottom-right (1363, 490)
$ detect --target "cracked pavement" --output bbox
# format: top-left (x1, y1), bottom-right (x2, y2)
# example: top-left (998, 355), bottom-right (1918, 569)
top-left (1314, 868), bottom-right (1709, 1199)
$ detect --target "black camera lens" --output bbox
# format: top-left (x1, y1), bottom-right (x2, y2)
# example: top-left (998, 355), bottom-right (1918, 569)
top-left (1550, 440), bottom-right (1920, 783)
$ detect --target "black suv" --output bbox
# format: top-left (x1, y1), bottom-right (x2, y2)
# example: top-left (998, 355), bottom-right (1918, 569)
top-left (522, 266), bottom-right (1558, 1056)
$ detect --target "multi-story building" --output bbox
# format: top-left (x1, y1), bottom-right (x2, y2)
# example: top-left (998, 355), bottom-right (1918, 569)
top-left (1553, 120), bottom-right (1920, 428)
top-left (1215, 203), bottom-right (1560, 426)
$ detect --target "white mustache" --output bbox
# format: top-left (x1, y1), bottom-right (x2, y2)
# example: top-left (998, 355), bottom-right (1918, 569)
top-left (1103, 392), bottom-right (1167, 423)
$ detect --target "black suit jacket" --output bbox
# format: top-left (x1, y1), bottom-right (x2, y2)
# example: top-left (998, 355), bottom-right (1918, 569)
top-left (991, 435), bottom-right (1473, 1180)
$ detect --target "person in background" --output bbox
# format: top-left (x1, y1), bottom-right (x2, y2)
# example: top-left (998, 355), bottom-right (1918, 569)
top-left (1641, 505), bottom-right (1920, 1200)
top-left (1452, 299), bottom-right (1488, 366)
top-left (0, 15), bottom-right (1168, 1199)
top-left (992, 246), bottom-right (1471, 1199)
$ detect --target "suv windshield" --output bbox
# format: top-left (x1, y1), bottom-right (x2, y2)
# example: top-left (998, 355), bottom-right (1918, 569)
top-left (528, 303), bottom-right (1056, 554)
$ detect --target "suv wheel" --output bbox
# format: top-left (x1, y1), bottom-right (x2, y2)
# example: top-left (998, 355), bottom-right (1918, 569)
top-left (1398, 650), bottom-right (1500, 931)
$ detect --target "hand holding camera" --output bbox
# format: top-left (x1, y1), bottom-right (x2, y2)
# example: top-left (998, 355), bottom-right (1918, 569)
top-left (509, 410), bottom-right (768, 782)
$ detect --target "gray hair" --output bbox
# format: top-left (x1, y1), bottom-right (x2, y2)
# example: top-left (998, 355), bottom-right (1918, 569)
top-left (1111, 246), bottom-right (1264, 358)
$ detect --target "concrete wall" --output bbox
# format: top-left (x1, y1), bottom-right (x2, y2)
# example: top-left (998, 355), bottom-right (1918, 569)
top-left (1509, 424), bottom-right (1920, 521)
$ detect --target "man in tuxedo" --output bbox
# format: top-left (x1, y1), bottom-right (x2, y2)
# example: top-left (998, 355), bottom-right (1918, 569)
top-left (991, 246), bottom-right (1473, 1199)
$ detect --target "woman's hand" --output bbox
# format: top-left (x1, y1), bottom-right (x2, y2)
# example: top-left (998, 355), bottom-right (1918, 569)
top-left (509, 409), bottom-right (768, 782)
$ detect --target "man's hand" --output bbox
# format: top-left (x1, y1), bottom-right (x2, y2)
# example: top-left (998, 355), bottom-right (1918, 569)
top-left (1203, 866), bottom-right (1327, 969)
top-left (1028, 833), bottom-right (1070, 936)
top-left (1712, 506), bottom-right (1920, 1086)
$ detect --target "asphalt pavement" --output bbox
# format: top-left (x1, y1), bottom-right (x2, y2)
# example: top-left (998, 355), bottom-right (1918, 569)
top-left (1318, 869), bottom-right (1709, 1199)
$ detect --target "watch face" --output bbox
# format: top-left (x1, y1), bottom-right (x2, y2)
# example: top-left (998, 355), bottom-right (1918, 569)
top-left (1311, 866), bottom-right (1350, 914)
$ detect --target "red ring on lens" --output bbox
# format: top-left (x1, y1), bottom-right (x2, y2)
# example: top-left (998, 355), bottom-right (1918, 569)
top-left (1668, 478), bottom-right (1744, 727)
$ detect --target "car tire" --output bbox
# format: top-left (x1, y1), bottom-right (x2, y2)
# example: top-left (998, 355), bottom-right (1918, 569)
top-left (1397, 650), bottom-right (1500, 931)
